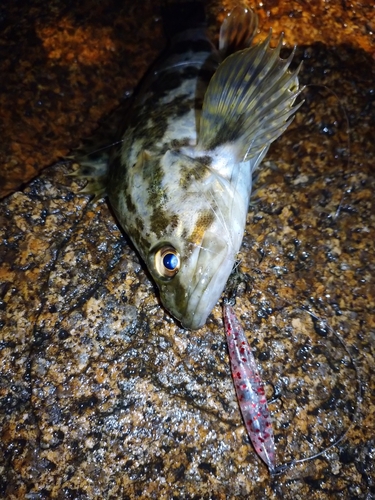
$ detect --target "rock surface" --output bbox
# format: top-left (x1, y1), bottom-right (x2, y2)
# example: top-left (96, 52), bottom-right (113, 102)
top-left (1, 1), bottom-right (374, 498)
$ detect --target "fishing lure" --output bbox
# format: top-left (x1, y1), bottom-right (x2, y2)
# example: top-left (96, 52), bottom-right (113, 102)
top-left (223, 300), bottom-right (276, 473)
top-left (223, 298), bottom-right (361, 475)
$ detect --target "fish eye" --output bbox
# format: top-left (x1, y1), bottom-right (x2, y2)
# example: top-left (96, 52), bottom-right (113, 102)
top-left (154, 245), bottom-right (180, 279)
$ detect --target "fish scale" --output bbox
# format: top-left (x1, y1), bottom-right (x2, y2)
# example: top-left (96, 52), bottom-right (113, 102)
top-left (75, 4), bottom-right (302, 330)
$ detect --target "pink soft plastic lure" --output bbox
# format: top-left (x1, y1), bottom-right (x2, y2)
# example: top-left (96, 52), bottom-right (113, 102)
top-left (223, 301), bottom-right (276, 473)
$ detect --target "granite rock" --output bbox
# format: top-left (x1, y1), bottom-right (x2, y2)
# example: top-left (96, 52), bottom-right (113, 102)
top-left (1, 1), bottom-right (374, 498)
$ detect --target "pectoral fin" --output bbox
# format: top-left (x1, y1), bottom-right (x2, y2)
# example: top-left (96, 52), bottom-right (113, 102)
top-left (198, 32), bottom-right (302, 162)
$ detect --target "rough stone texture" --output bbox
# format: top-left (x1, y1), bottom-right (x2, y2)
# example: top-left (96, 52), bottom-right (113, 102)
top-left (1, 1), bottom-right (374, 499)
top-left (0, 0), bottom-right (164, 198)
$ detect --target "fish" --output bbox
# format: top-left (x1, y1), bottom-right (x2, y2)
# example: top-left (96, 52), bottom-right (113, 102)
top-left (74, 2), bottom-right (302, 330)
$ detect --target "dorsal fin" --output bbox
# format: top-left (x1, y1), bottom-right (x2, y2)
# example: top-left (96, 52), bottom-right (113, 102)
top-left (219, 6), bottom-right (258, 56)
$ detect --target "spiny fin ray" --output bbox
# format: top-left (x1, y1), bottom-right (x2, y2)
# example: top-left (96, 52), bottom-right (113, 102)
top-left (219, 5), bottom-right (258, 56)
top-left (69, 153), bottom-right (109, 200)
top-left (68, 94), bottom-right (134, 200)
top-left (198, 31), bottom-right (301, 161)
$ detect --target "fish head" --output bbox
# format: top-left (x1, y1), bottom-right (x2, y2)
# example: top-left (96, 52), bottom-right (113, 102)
top-left (147, 229), bottom-right (237, 330)
top-left (142, 150), bottom-right (249, 330)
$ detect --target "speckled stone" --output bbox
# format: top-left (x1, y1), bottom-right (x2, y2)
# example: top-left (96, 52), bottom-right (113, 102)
top-left (0, 1), bottom-right (164, 198)
top-left (1, 1), bottom-right (375, 499)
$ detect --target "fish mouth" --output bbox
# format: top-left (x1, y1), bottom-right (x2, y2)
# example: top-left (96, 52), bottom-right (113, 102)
top-left (160, 236), bottom-right (235, 330)
top-left (180, 257), bottom-right (234, 330)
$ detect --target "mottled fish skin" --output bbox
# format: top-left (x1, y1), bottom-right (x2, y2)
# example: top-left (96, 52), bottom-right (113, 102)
top-left (77, 7), bottom-right (301, 330)
top-left (107, 28), bottom-right (248, 329)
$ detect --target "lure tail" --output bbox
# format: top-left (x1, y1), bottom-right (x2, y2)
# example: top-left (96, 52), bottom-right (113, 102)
top-left (223, 302), bottom-right (276, 473)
